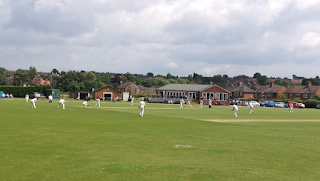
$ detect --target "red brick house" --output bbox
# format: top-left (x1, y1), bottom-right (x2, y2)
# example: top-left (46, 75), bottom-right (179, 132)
top-left (155, 84), bottom-right (230, 105)
top-left (118, 82), bottom-right (141, 94)
top-left (229, 82), bottom-right (255, 99)
top-left (284, 82), bottom-right (320, 100)
top-left (32, 78), bottom-right (51, 85)
top-left (93, 85), bottom-right (121, 101)
top-left (254, 82), bottom-right (286, 99)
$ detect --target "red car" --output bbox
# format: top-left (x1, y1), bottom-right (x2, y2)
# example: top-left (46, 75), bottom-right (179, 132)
top-left (287, 101), bottom-right (305, 108)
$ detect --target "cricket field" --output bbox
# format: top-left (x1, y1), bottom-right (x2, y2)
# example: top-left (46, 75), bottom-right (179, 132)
top-left (1, 98), bottom-right (320, 181)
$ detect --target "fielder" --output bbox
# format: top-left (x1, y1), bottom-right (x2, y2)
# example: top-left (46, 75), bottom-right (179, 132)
top-left (289, 103), bottom-right (293, 113)
top-left (208, 99), bottom-right (212, 109)
top-left (199, 99), bottom-right (203, 108)
top-left (139, 98), bottom-right (146, 117)
top-left (131, 97), bottom-right (135, 105)
top-left (180, 98), bottom-right (184, 109)
top-left (57, 97), bottom-right (65, 109)
top-left (95, 98), bottom-right (101, 108)
top-left (83, 101), bottom-right (88, 108)
top-left (187, 99), bottom-right (193, 108)
top-left (48, 94), bottom-right (53, 104)
top-left (249, 101), bottom-right (254, 114)
top-left (232, 103), bottom-right (239, 117)
top-left (25, 94), bottom-right (29, 103)
top-left (31, 97), bottom-right (37, 108)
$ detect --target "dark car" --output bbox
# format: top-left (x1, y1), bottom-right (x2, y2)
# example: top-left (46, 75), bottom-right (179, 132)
top-left (316, 104), bottom-right (320, 109)
top-left (265, 101), bottom-right (276, 107)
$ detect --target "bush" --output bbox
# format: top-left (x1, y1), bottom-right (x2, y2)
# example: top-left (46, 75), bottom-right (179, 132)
top-left (0, 85), bottom-right (52, 97)
top-left (303, 99), bottom-right (320, 108)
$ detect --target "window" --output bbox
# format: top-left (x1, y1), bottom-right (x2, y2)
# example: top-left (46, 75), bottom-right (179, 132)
top-left (284, 94), bottom-right (288, 98)
top-left (267, 93), bottom-right (271, 97)
top-left (311, 94), bottom-right (315, 99)
top-left (215, 93), bottom-right (220, 101)
top-left (289, 94), bottom-right (293, 98)
top-left (255, 93), bottom-right (257, 97)
top-left (234, 92), bottom-right (239, 97)
top-left (295, 94), bottom-right (300, 98)
top-left (260, 93), bottom-right (263, 97)
top-left (303, 94), bottom-right (308, 98)
top-left (240, 92), bottom-right (243, 96)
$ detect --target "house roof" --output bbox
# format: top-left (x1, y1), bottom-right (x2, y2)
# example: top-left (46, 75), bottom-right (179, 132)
top-left (255, 85), bottom-right (285, 93)
top-left (284, 86), bottom-right (320, 94)
top-left (157, 84), bottom-right (230, 93)
top-left (229, 85), bottom-right (254, 93)
top-left (118, 82), bottom-right (139, 89)
top-left (157, 84), bottom-right (210, 91)
top-left (94, 85), bottom-right (120, 93)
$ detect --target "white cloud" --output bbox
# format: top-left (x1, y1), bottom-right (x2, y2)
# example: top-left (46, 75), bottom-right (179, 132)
top-left (1, 0), bottom-right (320, 77)
top-left (166, 62), bottom-right (179, 69)
top-left (302, 32), bottom-right (320, 47)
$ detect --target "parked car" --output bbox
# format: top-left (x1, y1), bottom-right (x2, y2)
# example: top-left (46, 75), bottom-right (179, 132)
top-left (249, 101), bottom-right (260, 107)
top-left (287, 101), bottom-right (305, 108)
top-left (296, 103), bottom-right (305, 108)
top-left (316, 104), bottom-right (320, 109)
top-left (275, 102), bottom-right (285, 108)
top-left (264, 101), bottom-right (276, 107)
top-left (260, 101), bottom-right (267, 106)
top-left (0, 91), bottom-right (6, 98)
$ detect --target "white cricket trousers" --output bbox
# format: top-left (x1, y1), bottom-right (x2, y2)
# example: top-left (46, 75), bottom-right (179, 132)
top-left (95, 101), bottom-right (100, 107)
top-left (250, 108), bottom-right (254, 114)
top-left (233, 110), bottom-right (238, 117)
top-left (31, 101), bottom-right (36, 108)
top-left (57, 103), bottom-right (65, 109)
top-left (139, 107), bottom-right (145, 117)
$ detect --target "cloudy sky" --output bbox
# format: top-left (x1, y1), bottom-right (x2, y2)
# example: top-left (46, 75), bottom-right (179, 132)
top-left (1, 0), bottom-right (320, 78)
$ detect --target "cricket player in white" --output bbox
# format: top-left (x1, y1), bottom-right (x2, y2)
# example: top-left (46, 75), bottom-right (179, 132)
top-left (232, 104), bottom-right (239, 117)
top-left (57, 97), bottom-right (65, 109)
top-left (249, 101), bottom-right (254, 114)
top-left (289, 103), bottom-right (293, 113)
top-left (83, 101), bottom-right (88, 108)
top-left (199, 99), bottom-right (203, 108)
top-left (187, 99), bottom-right (193, 108)
top-left (95, 98), bottom-right (100, 108)
top-left (180, 98), bottom-right (184, 109)
top-left (208, 99), bottom-right (212, 109)
top-left (131, 97), bottom-right (135, 105)
top-left (31, 97), bottom-right (37, 108)
top-left (48, 94), bottom-right (53, 104)
top-left (25, 94), bottom-right (29, 103)
top-left (139, 98), bottom-right (146, 117)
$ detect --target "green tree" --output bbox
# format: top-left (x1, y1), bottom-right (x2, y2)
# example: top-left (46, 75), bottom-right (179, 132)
top-left (279, 93), bottom-right (286, 101)
top-left (253, 72), bottom-right (261, 78)
top-left (0, 67), bottom-right (6, 85)
top-left (13, 69), bottom-right (30, 86)
top-left (51, 68), bottom-right (59, 74)
top-left (146, 72), bottom-right (154, 77)
top-left (29, 66), bottom-right (37, 80)
top-left (166, 73), bottom-right (176, 79)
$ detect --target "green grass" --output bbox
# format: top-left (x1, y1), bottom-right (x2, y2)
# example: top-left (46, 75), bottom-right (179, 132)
top-left (1, 98), bottom-right (320, 180)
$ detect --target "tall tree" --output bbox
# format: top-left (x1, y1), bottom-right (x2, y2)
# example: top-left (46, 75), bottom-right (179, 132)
top-left (146, 72), bottom-right (154, 77)
top-left (29, 66), bottom-right (37, 80)
top-left (0, 67), bottom-right (6, 85)
top-left (253, 72), bottom-right (261, 78)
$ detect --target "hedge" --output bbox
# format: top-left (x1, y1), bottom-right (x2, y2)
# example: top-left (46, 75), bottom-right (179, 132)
top-left (303, 99), bottom-right (320, 108)
top-left (0, 85), bottom-right (52, 97)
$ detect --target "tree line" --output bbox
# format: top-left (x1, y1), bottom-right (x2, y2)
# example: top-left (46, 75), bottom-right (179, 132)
top-left (1, 67), bottom-right (319, 92)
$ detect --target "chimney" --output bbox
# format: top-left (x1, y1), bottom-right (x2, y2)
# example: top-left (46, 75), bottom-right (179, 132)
top-left (239, 81), bottom-right (243, 86)
top-left (210, 81), bottom-right (213, 85)
top-left (307, 81), bottom-right (312, 87)
top-left (270, 81), bottom-right (274, 87)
